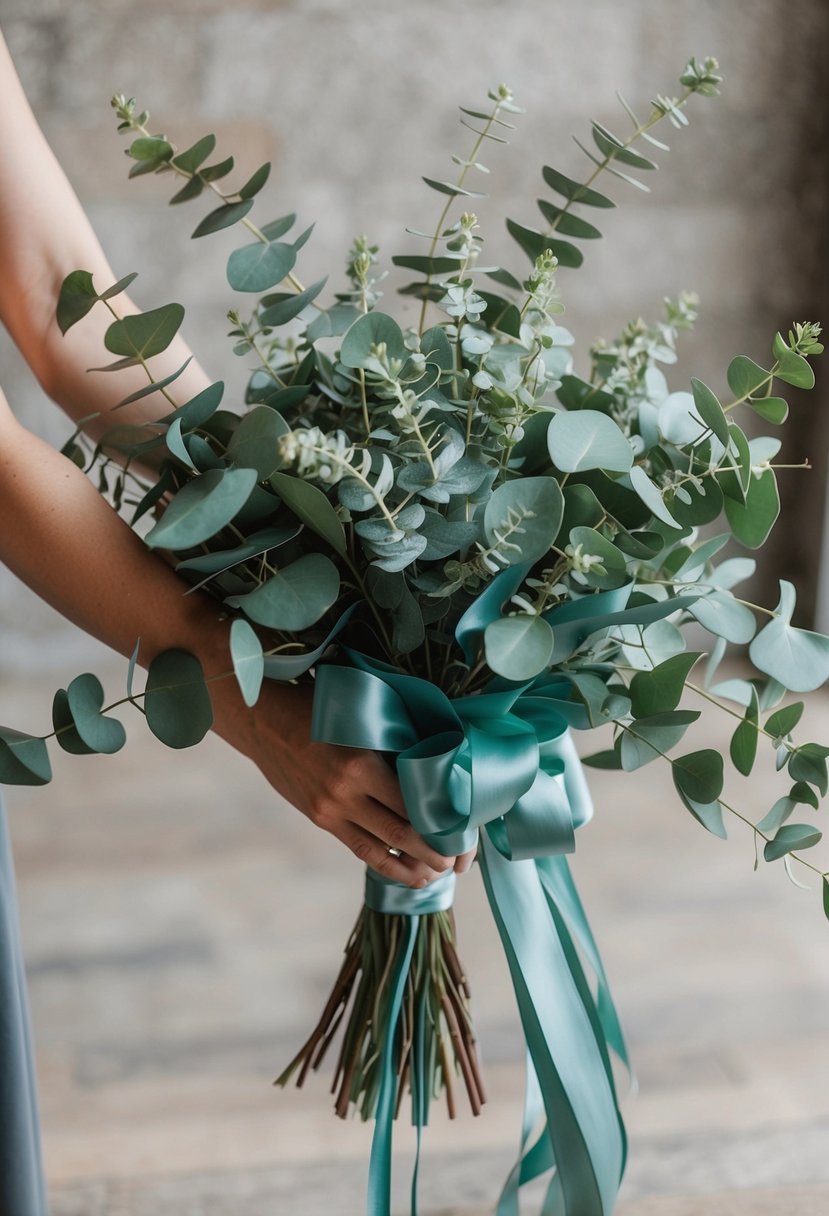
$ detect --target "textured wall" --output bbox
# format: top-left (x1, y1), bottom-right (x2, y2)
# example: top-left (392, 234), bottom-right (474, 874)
top-left (0, 0), bottom-right (827, 673)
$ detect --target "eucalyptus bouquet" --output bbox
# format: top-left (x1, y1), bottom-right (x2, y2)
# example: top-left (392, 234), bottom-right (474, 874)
top-left (3, 53), bottom-right (829, 1216)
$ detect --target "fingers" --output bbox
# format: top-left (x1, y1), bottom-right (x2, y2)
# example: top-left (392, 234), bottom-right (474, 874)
top-left (355, 798), bottom-right (454, 874)
top-left (338, 823), bottom-right (444, 888)
top-left (357, 752), bottom-right (407, 817)
top-left (454, 845), bottom-right (477, 875)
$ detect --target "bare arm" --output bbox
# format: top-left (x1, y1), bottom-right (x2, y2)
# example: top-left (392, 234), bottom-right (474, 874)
top-left (0, 28), bottom-right (210, 436)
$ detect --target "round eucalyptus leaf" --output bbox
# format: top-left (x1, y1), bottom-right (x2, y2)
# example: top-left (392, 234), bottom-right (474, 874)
top-left (568, 526), bottom-right (628, 589)
top-left (672, 749), bottom-right (724, 804)
top-left (144, 650), bottom-right (213, 749)
top-left (230, 619), bottom-right (265, 708)
top-left (547, 409), bottom-right (632, 473)
top-left (484, 477), bottom-right (564, 565)
top-left (226, 553), bottom-right (340, 631)
top-left (484, 614), bottom-right (555, 681)
top-left (689, 592), bottom-right (756, 644)
top-left (339, 312), bottom-right (407, 370)
top-left (226, 406), bottom-right (290, 479)
top-left (145, 468), bottom-right (258, 551)
top-left (0, 727), bottom-right (52, 786)
top-left (65, 673), bottom-right (127, 754)
top-left (52, 689), bottom-right (95, 755)
top-left (749, 580), bottom-right (829, 692)
top-left (227, 239), bottom-right (297, 293)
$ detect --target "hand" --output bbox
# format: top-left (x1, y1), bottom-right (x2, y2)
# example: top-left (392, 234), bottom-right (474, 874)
top-left (210, 678), bottom-right (476, 888)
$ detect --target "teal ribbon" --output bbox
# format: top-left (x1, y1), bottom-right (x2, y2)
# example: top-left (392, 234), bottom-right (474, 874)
top-left (312, 654), bottom-right (629, 1216)
top-left (307, 571), bottom-right (701, 1214)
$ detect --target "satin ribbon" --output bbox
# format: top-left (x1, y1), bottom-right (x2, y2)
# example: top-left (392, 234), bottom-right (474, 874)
top-left (309, 572), bottom-right (695, 1214)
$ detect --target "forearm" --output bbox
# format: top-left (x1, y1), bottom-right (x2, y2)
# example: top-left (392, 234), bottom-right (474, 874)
top-left (0, 30), bottom-right (211, 436)
top-left (0, 400), bottom-right (231, 680)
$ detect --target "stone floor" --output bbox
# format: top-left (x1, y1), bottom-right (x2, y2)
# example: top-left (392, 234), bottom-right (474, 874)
top-left (4, 664), bottom-right (829, 1215)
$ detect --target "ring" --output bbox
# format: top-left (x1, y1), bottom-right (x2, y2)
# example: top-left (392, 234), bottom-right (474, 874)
top-left (387, 847), bottom-right (402, 858)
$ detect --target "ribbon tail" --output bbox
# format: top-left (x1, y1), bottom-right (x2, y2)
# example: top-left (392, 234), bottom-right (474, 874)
top-left (479, 834), bottom-right (624, 1216)
top-left (367, 915), bottom-right (420, 1216)
top-left (536, 855), bottom-right (631, 1077)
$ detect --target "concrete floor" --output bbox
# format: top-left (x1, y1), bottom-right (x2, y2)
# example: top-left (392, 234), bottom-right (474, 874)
top-left (5, 664), bottom-right (829, 1215)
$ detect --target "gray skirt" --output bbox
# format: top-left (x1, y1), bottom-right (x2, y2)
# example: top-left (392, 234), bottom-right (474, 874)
top-left (0, 802), bottom-right (47, 1215)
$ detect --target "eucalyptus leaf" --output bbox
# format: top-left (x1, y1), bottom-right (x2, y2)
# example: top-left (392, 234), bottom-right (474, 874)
top-left (64, 673), bottom-right (127, 755)
top-left (144, 650), bottom-right (213, 748)
top-left (672, 749), bottom-right (724, 804)
top-left (750, 581), bottom-right (829, 692)
top-left (628, 652), bottom-right (701, 718)
top-left (0, 727), bottom-right (52, 786)
top-left (620, 710), bottom-right (700, 770)
top-left (226, 553), bottom-right (340, 630)
top-left (145, 468), bottom-right (258, 550)
top-left (730, 687), bottom-right (759, 776)
top-left (764, 823), bottom-right (822, 863)
top-left (548, 409), bottom-right (632, 474)
top-left (192, 198), bottom-right (255, 240)
top-left (484, 477), bottom-right (564, 564)
top-left (226, 406), bottom-right (290, 479)
top-left (268, 473), bottom-right (347, 556)
top-left (484, 614), bottom-right (555, 681)
top-left (541, 165), bottom-right (616, 208)
top-left (339, 312), bottom-right (407, 370)
top-left (230, 619), bottom-right (265, 707)
top-left (104, 303), bottom-right (185, 360)
top-left (227, 239), bottom-right (297, 293)
top-left (724, 468), bottom-right (779, 548)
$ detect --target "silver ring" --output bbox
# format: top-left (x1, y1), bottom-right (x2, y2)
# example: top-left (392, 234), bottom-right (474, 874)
top-left (387, 847), bottom-right (402, 858)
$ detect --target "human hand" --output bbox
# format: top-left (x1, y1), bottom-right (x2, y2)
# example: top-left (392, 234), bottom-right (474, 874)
top-left (210, 677), bottom-right (476, 888)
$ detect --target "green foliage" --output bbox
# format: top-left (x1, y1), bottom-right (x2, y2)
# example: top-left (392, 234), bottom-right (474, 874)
top-left (26, 65), bottom-right (827, 922)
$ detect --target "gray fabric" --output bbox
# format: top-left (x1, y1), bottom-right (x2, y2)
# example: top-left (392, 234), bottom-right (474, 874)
top-left (0, 803), bottom-right (47, 1215)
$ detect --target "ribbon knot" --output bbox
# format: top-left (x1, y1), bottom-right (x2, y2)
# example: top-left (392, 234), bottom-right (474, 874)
top-left (312, 651), bottom-right (595, 863)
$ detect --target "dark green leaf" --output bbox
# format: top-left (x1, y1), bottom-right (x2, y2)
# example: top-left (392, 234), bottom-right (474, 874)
top-left (788, 743), bottom-right (829, 796)
top-left (0, 727), bottom-right (52, 786)
top-left (628, 651), bottom-right (701, 717)
top-left (115, 357), bottom-right (192, 408)
top-left (790, 781), bottom-right (819, 810)
top-left (62, 673), bottom-right (127, 754)
top-left (269, 471), bottom-right (347, 556)
top-left (191, 198), bottom-right (254, 239)
top-left (536, 199), bottom-right (602, 239)
top-left (145, 468), bottom-right (258, 550)
top-left (730, 687), bottom-right (759, 776)
top-left (129, 136), bottom-right (173, 162)
top-left (161, 381), bottom-right (224, 430)
top-left (691, 378), bottom-right (729, 445)
top-left (99, 272), bottom-right (139, 302)
top-left (773, 332), bottom-right (815, 389)
top-left (391, 254), bottom-right (465, 274)
top-left (200, 156), bottom-right (235, 182)
top-left (226, 553), bottom-right (340, 630)
top-left (57, 270), bottom-right (98, 334)
top-left (226, 406), bottom-right (290, 479)
top-left (726, 355), bottom-right (771, 399)
top-left (422, 177), bottom-right (485, 198)
top-left (226, 237), bottom-right (297, 292)
top-left (591, 121), bottom-right (657, 169)
top-left (542, 165), bottom-right (616, 208)
top-left (765, 701), bottom-right (804, 738)
top-left (620, 710), bottom-right (700, 770)
top-left (169, 176), bottom-right (204, 205)
top-left (104, 303), bottom-right (185, 360)
top-left (748, 395), bottom-right (788, 425)
top-left (764, 823), bottom-right (822, 863)
top-left (724, 468), bottom-right (779, 548)
top-left (672, 749), bottom-right (724, 804)
top-left (239, 161), bottom-right (271, 200)
top-left (259, 277), bottom-right (327, 327)
top-left (144, 650), bottom-right (213, 749)
top-left (582, 747), bottom-right (623, 770)
top-left (259, 215), bottom-right (296, 242)
top-left (506, 218), bottom-right (583, 268)
top-left (172, 134), bottom-right (216, 173)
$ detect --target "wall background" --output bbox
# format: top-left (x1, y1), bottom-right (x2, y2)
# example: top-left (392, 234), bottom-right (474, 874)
top-left (1, 0), bottom-right (827, 675)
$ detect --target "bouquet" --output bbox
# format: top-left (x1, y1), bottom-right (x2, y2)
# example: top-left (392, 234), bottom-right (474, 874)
top-left (3, 53), bottom-right (828, 1216)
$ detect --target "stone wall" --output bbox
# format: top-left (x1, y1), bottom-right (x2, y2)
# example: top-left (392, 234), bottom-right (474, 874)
top-left (1, 0), bottom-right (827, 674)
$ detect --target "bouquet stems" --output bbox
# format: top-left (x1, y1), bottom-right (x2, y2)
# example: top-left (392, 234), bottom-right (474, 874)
top-left (276, 901), bottom-right (485, 1122)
